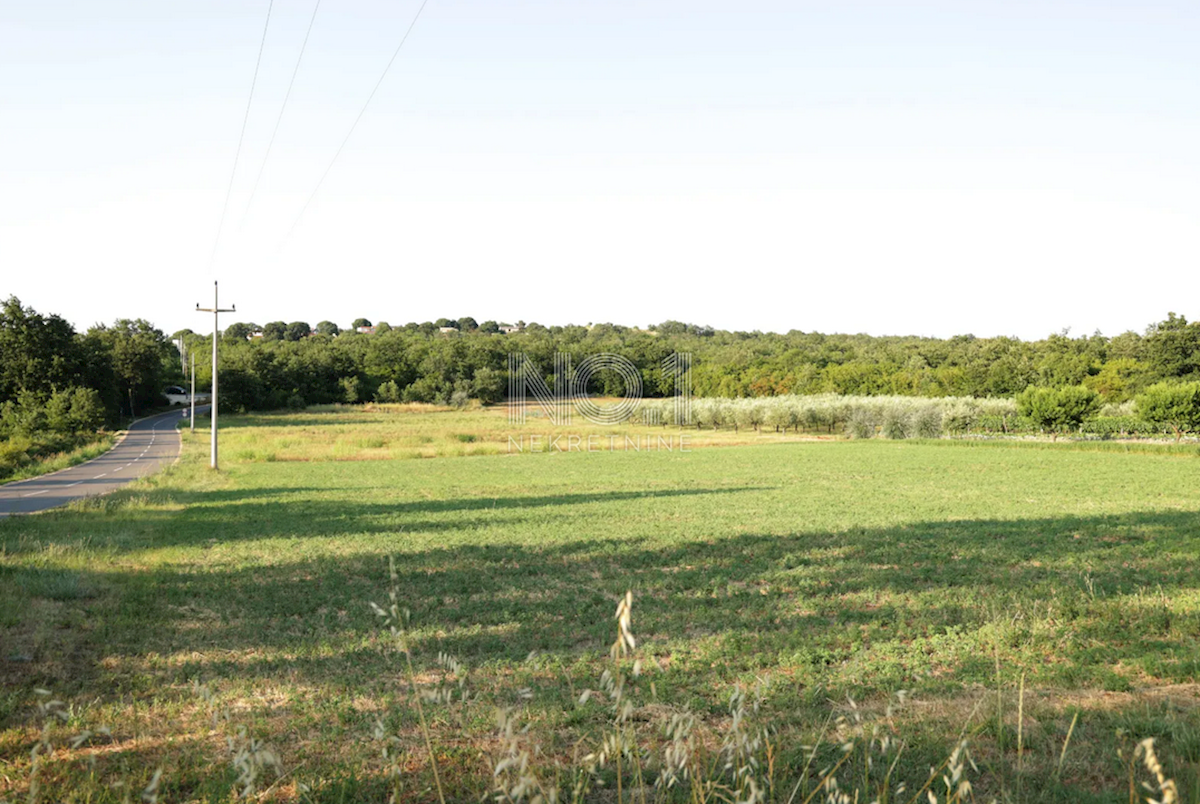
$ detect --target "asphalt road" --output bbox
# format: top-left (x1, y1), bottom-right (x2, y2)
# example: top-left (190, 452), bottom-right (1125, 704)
top-left (0, 407), bottom-right (203, 516)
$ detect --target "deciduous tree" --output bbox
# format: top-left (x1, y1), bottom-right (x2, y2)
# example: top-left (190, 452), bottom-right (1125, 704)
top-left (1136, 381), bottom-right (1200, 442)
top-left (1016, 385), bottom-right (1100, 440)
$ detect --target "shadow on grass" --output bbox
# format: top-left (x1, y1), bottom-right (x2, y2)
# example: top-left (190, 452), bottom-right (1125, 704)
top-left (4, 502), bottom-right (1200, 694)
top-left (5, 501), bottom-right (1200, 801)
top-left (8, 485), bottom-right (770, 547)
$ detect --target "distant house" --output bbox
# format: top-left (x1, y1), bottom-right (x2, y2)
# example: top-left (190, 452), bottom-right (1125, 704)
top-left (438, 326), bottom-right (458, 334)
top-left (356, 325), bottom-right (376, 335)
top-left (499, 325), bottom-right (520, 334)
top-left (249, 330), bottom-right (264, 340)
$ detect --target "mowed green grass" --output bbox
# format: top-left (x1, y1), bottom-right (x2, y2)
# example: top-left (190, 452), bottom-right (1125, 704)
top-left (3, 409), bottom-right (1200, 801)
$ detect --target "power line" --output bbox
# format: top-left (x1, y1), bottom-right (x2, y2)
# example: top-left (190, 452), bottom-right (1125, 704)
top-left (239, 0), bottom-right (323, 230)
top-left (283, 0), bottom-right (431, 244)
top-left (208, 0), bottom-right (275, 269)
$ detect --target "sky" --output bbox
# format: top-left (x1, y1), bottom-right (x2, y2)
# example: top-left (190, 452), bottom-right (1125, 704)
top-left (1, 1), bottom-right (1197, 340)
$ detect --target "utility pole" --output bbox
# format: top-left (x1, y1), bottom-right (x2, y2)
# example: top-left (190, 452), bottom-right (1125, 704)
top-left (176, 336), bottom-right (196, 432)
top-left (196, 281), bottom-right (235, 469)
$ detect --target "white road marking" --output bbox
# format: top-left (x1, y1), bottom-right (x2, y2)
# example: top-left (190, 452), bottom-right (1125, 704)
top-left (1, 411), bottom-right (182, 515)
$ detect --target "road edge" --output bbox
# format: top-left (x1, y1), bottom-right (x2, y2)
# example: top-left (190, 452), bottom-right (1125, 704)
top-left (0, 408), bottom-right (187, 490)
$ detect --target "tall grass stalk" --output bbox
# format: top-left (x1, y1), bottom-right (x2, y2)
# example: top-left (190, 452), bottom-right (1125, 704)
top-left (8, 558), bottom-right (1188, 803)
top-left (1056, 711), bottom-right (1079, 782)
top-left (370, 556), bottom-right (447, 804)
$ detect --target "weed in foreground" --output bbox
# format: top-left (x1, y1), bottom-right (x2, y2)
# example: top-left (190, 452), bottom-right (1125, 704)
top-left (4, 562), bottom-right (1186, 804)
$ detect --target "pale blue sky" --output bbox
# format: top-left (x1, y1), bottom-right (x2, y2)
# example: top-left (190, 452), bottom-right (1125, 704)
top-left (1, 1), bottom-right (1196, 338)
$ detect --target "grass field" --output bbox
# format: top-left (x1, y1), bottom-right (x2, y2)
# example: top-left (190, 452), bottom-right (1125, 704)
top-left (213, 402), bottom-right (829, 463)
top-left (2, 405), bottom-right (1200, 802)
top-left (0, 433), bottom-right (115, 485)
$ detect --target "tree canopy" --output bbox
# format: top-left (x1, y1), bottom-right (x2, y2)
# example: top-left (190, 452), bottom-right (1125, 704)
top-left (5, 295), bottom-right (1200, 426)
top-left (1136, 381), bottom-right (1200, 441)
top-left (1, 296), bottom-right (172, 423)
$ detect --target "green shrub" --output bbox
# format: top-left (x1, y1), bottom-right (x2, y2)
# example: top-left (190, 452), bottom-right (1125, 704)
top-left (1016, 385), bottom-right (1100, 440)
top-left (0, 389), bottom-right (48, 436)
top-left (66, 387), bottom-right (106, 432)
top-left (374, 380), bottom-right (402, 404)
top-left (1136, 381), bottom-right (1200, 442)
top-left (402, 376), bottom-right (444, 404)
top-left (471, 367), bottom-right (505, 405)
top-left (36, 387), bottom-right (106, 435)
top-left (0, 434), bottom-right (34, 477)
top-left (340, 376), bottom-right (363, 404)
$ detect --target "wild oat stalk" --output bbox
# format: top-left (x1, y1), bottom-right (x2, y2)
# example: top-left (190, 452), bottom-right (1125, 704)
top-left (1134, 738), bottom-right (1178, 804)
top-left (27, 689), bottom-right (68, 804)
top-left (227, 724), bottom-right (282, 799)
top-left (576, 591), bottom-right (648, 804)
top-left (371, 714), bottom-right (406, 803)
top-left (492, 704), bottom-right (563, 804)
top-left (193, 680), bottom-right (282, 799)
top-left (719, 680), bottom-right (770, 804)
top-left (1055, 711), bottom-right (1079, 782)
top-left (369, 555), bottom-right (447, 804)
top-left (900, 736), bottom-right (979, 804)
top-left (607, 591), bottom-right (643, 804)
top-left (24, 689), bottom-right (152, 804)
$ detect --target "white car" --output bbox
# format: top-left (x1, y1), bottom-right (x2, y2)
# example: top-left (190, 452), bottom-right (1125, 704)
top-left (163, 387), bottom-right (212, 406)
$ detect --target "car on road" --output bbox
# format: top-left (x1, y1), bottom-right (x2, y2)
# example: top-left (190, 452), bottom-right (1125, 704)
top-left (162, 386), bottom-right (212, 406)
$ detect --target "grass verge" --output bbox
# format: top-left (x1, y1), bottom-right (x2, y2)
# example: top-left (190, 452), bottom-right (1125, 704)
top-left (0, 434), bottom-right (116, 485)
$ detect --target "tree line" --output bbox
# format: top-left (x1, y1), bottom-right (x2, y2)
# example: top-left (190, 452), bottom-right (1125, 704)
top-left (161, 312), bottom-right (1200, 413)
top-left (0, 296), bottom-right (176, 476)
top-left (5, 293), bottom-right (1200, 428)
